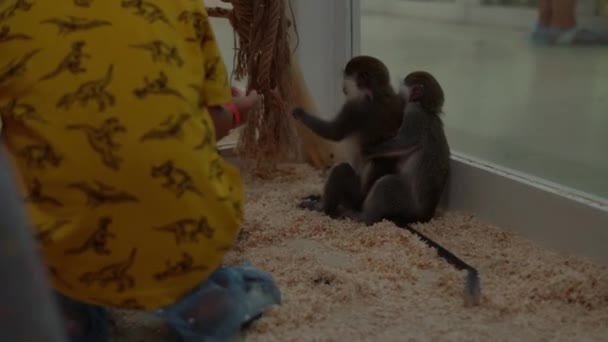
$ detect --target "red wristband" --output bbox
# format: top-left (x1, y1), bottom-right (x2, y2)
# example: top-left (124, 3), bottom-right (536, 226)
top-left (225, 102), bottom-right (241, 128)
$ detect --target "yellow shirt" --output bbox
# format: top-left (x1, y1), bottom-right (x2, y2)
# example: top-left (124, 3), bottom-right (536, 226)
top-left (0, 0), bottom-right (243, 309)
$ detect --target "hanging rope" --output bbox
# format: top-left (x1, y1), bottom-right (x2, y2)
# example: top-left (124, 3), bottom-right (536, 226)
top-left (207, 0), bottom-right (298, 166)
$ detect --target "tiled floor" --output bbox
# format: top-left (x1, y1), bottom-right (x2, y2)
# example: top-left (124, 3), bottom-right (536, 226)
top-left (360, 14), bottom-right (608, 200)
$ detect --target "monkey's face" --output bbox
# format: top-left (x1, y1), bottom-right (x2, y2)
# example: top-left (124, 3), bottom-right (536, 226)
top-left (403, 71), bottom-right (445, 114)
top-left (343, 55), bottom-right (391, 100)
top-left (342, 76), bottom-right (367, 101)
top-left (400, 84), bottom-right (424, 102)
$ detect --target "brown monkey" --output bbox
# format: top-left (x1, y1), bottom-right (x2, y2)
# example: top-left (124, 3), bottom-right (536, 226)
top-left (359, 71), bottom-right (450, 225)
top-left (292, 55), bottom-right (405, 218)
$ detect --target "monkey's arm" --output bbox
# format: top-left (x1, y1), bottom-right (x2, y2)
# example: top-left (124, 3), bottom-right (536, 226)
top-left (208, 106), bottom-right (235, 141)
top-left (292, 100), bottom-right (368, 141)
top-left (363, 106), bottom-right (425, 159)
top-left (364, 142), bottom-right (421, 159)
top-left (363, 126), bottom-right (422, 159)
top-left (208, 90), bottom-right (259, 141)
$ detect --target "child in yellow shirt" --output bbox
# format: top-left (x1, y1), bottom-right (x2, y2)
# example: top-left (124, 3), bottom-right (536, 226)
top-left (0, 1), bottom-right (280, 341)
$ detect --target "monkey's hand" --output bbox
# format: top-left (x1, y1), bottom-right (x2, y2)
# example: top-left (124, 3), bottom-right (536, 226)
top-left (298, 194), bottom-right (322, 212)
top-left (292, 107), bottom-right (352, 141)
top-left (301, 194), bottom-right (321, 202)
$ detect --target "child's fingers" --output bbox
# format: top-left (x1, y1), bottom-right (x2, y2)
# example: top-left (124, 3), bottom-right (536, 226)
top-left (230, 86), bottom-right (242, 97)
top-left (246, 91), bottom-right (260, 104)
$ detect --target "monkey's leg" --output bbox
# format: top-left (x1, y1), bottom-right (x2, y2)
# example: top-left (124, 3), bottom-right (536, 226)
top-left (298, 163), bottom-right (362, 218)
top-left (360, 175), bottom-right (415, 226)
top-left (321, 163), bottom-right (362, 217)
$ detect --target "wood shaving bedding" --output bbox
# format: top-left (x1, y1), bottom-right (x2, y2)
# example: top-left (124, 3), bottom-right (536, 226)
top-left (111, 163), bottom-right (608, 342)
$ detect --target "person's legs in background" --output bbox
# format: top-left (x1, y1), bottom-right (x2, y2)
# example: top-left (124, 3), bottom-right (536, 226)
top-left (537, 0), bottom-right (553, 27)
top-left (531, 0), bottom-right (554, 42)
top-left (531, 0), bottom-right (608, 45)
top-left (550, 0), bottom-right (577, 29)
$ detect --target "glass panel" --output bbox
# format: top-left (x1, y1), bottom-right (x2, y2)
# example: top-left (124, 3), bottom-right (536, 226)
top-left (360, 0), bottom-right (608, 201)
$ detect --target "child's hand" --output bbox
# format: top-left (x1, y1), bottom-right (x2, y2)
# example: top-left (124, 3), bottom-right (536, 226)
top-left (231, 87), bottom-right (259, 124)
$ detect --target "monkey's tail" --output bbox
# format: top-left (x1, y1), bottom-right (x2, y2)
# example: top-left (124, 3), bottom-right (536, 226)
top-left (394, 220), bottom-right (482, 307)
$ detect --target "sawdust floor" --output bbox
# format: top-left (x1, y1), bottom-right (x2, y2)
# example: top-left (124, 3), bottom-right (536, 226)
top-left (110, 163), bottom-right (608, 342)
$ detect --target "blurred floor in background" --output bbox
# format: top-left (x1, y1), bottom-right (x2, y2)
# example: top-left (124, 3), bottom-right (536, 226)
top-left (362, 12), bottom-right (608, 201)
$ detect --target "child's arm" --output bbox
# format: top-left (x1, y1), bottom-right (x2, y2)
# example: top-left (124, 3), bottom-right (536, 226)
top-left (208, 105), bottom-right (237, 141)
top-left (209, 89), bottom-right (259, 141)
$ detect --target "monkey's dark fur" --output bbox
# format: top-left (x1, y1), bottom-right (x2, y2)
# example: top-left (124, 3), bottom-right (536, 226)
top-left (293, 56), bottom-right (405, 217)
top-left (362, 71), bottom-right (450, 224)
top-left (294, 63), bottom-right (481, 306)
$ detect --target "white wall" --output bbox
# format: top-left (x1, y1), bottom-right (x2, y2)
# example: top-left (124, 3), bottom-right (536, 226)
top-left (292, 0), bottom-right (356, 119)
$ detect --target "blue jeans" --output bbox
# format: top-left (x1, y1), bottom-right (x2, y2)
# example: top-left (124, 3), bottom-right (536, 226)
top-left (58, 264), bottom-right (281, 342)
